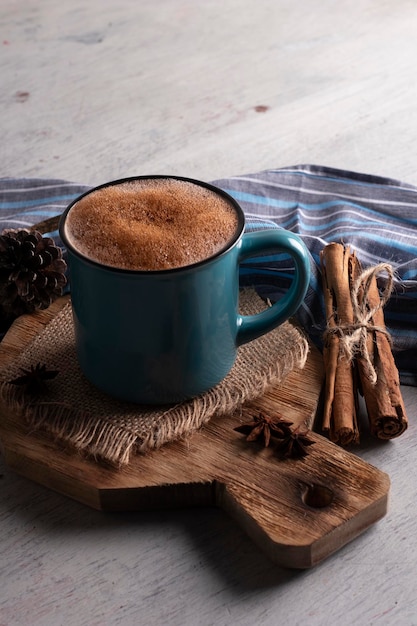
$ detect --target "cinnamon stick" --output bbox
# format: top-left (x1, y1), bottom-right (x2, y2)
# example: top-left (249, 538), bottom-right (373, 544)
top-left (354, 262), bottom-right (408, 439)
top-left (29, 215), bottom-right (61, 235)
top-left (320, 243), bottom-right (359, 445)
top-left (321, 243), bottom-right (407, 445)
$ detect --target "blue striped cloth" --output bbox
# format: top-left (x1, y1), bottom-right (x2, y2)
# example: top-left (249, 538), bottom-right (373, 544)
top-left (1, 165), bottom-right (416, 385)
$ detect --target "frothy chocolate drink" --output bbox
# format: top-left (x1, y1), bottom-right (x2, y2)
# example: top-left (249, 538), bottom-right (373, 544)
top-left (64, 178), bottom-right (240, 270)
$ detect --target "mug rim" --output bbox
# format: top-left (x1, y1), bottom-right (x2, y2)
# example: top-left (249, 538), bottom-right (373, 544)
top-left (59, 174), bottom-right (245, 274)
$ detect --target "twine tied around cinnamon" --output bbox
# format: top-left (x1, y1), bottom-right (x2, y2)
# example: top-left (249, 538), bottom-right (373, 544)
top-left (320, 243), bottom-right (407, 444)
top-left (325, 262), bottom-right (394, 384)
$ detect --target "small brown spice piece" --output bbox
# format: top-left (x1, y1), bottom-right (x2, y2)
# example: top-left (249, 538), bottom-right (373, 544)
top-left (9, 363), bottom-right (59, 395)
top-left (234, 412), bottom-right (294, 448)
top-left (274, 426), bottom-right (315, 459)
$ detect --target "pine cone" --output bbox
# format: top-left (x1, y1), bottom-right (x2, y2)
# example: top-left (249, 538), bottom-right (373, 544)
top-left (0, 229), bottom-right (67, 327)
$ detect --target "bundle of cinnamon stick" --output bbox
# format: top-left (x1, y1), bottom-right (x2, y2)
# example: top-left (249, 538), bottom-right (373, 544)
top-left (320, 242), bottom-right (408, 446)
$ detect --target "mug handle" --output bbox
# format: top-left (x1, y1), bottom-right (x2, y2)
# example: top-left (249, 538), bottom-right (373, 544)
top-left (236, 229), bottom-right (310, 346)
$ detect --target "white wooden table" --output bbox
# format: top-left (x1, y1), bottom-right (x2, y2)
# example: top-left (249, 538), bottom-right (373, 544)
top-left (1, 1), bottom-right (417, 624)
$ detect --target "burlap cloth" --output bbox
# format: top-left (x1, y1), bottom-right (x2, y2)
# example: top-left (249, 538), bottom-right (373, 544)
top-left (0, 289), bottom-right (308, 466)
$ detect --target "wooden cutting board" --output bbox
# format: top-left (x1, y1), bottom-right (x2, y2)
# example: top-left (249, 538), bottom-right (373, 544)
top-left (0, 297), bottom-right (390, 569)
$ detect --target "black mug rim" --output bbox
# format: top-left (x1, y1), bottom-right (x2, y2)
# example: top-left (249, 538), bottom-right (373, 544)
top-left (59, 175), bottom-right (245, 274)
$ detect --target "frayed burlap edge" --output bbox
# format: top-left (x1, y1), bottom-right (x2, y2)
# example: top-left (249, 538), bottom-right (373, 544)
top-left (0, 290), bottom-right (309, 466)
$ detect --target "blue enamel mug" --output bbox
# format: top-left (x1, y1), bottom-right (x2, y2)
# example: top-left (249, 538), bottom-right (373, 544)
top-left (59, 176), bottom-right (310, 404)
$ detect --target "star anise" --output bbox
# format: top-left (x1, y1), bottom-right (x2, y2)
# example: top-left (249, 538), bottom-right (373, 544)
top-left (274, 426), bottom-right (315, 459)
top-left (234, 412), bottom-right (294, 448)
top-left (9, 362), bottom-right (59, 395)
